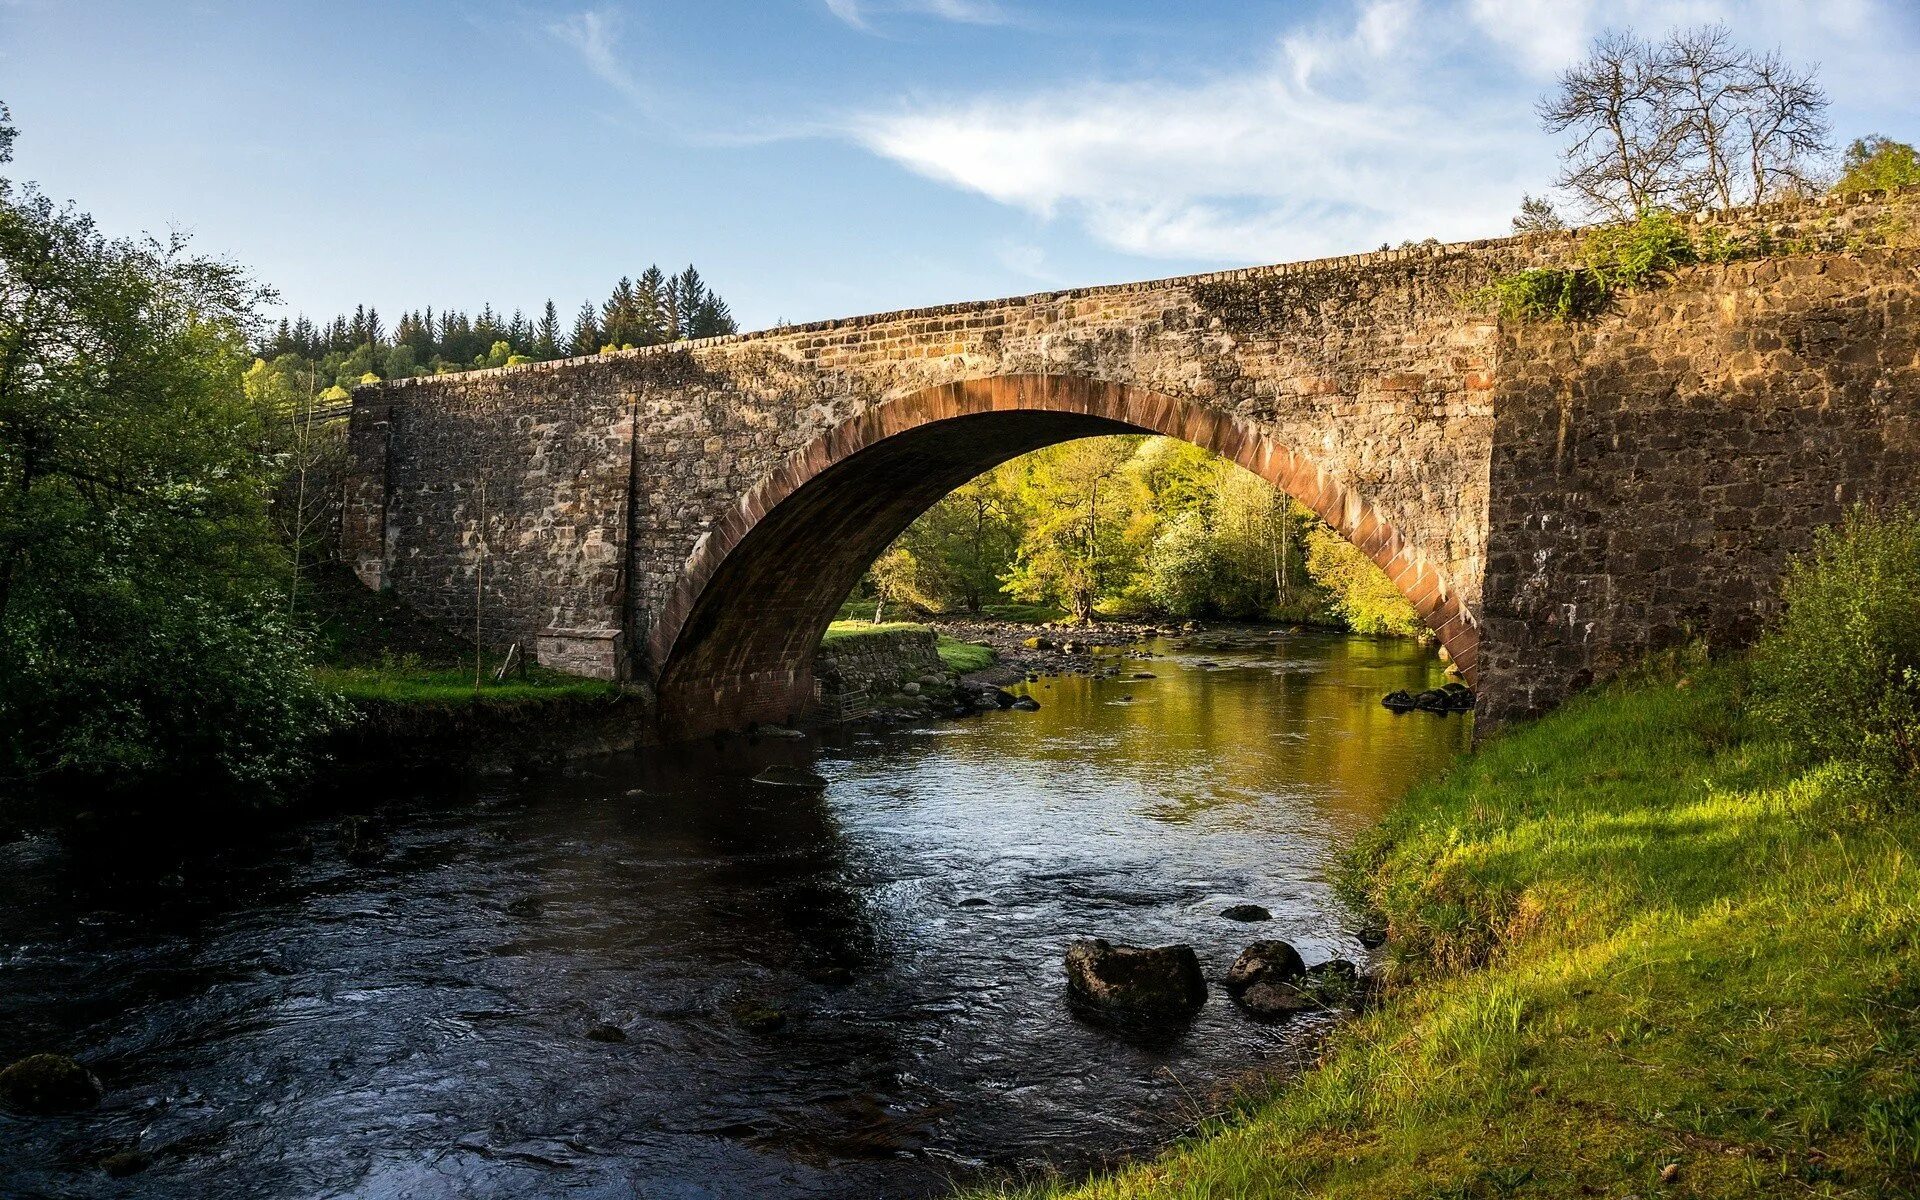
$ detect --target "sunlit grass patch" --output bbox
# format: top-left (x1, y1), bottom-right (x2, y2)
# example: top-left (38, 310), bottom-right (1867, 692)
top-left (314, 664), bottom-right (619, 704)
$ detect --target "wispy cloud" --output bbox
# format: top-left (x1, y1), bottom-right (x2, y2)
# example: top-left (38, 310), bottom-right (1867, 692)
top-left (547, 7), bottom-right (647, 105)
top-left (843, 0), bottom-right (1908, 263)
top-left (847, 1), bottom-right (1529, 261)
top-left (826, 0), bottom-right (1011, 34)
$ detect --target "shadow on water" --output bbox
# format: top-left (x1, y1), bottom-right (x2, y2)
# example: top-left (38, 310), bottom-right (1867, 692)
top-left (0, 629), bottom-right (1467, 1198)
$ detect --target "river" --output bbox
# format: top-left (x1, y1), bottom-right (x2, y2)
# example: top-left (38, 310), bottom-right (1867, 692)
top-left (0, 629), bottom-right (1468, 1198)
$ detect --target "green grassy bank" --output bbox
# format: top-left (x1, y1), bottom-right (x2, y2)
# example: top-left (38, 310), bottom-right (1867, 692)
top-left (990, 654), bottom-right (1920, 1198)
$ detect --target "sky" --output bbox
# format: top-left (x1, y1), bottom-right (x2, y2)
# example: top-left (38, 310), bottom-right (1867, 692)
top-left (4, 0), bottom-right (1917, 333)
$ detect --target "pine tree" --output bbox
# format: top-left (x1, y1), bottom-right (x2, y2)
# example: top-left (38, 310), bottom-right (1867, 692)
top-left (689, 291), bottom-right (736, 339)
top-left (671, 266), bottom-right (709, 340)
top-left (601, 277), bottom-right (639, 348)
top-left (535, 301), bottom-right (562, 359)
top-left (568, 302), bottom-right (601, 356)
top-left (635, 265), bottom-right (669, 345)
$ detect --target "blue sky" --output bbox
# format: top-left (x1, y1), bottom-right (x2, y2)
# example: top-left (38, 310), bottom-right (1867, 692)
top-left (5, 0), bottom-right (1917, 331)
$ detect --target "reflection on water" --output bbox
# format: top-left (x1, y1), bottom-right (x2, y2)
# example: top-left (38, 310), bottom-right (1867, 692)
top-left (0, 630), bottom-right (1468, 1198)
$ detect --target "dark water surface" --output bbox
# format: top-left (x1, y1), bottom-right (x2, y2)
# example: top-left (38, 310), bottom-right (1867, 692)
top-left (1, 631), bottom-right (1468, 1199)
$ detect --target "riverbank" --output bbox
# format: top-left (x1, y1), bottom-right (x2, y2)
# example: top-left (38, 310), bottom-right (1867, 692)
top-left (985, 650), bottom-right (1920, 1198)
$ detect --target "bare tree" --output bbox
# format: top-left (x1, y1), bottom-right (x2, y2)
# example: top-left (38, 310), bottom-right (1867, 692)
top-left (1540, 25), bottom-right (1830, 219)
top-left (1539, 30), bottom-right (1694, 218)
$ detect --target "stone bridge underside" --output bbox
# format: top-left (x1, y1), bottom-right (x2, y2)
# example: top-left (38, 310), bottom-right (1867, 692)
top-left (340, 195), bottom-right (1920, 736)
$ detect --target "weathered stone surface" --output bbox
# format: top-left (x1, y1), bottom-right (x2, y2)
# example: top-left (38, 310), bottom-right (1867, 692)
top-left (339, 191), bottom-right (1920, 734)
top-left (1225, 940), bottom-right (1307, 993)
top-left (1064, 939), bottom-right (1207, 1026)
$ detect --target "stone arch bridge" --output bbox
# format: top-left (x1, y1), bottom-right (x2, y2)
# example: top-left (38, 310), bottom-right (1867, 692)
top-left (341, 195), bottom-right (1920, 737)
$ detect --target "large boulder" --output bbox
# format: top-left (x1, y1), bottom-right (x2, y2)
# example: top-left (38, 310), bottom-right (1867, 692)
top-left (1381, 690), bottom-right (1417, 712)
top-left (0, 1053), bottom-right (102, 1114)
top-left (1225, 940), bottom-right (1315, 1022)
top-left (1064, 939), bottom-right (1206, 1028)
top-left (1224, 939), bottom-right (1305, 992)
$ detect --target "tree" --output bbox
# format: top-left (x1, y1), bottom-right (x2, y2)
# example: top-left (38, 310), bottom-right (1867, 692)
top-left (602, 276), bottom-right (639, 348)
top-left (1002, 438), bottom-right (1142, 622)
top-left (1540, 25), bottom-right (1829, 218)
top-left (892, 471), bottom-right (1021, 612)
top-left (1304, 524), bottom-right (1423, 637)
top-left (1834, 135), bottom-right (1920, 196)
top-left (568, 302), bottom-right (600, 356)
top-left (534, 300), bottom-right (562, 359)
top-left (0, 105), bottom-right (341, 798)
top-left (1511, 193), bottom-right (1568, 233)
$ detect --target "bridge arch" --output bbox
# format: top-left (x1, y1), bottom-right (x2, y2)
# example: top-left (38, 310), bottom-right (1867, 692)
top-left (650, 374), bottom-right (1476, 735)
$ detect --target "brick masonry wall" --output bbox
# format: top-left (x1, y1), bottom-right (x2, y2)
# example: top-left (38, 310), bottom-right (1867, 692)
top-left (337, 190), bottom-right (1920, 731)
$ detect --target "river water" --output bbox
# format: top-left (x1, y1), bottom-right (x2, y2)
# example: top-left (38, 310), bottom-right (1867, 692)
top-left (0, 630), bottom-right (1467, 1199)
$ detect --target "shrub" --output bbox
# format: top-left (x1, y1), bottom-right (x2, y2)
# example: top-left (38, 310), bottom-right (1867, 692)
top-left (1752, 506), bottom-right (1920, 777)
top-left (2, 588), bottom-right (348, 802)
top-left (1480, 208), bottom-right (1740, 321)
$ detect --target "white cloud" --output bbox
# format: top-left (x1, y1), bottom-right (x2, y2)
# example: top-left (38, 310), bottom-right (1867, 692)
top-left (844, 0), bottom-right (1911, 263)
top-left (548, 8), bottom-right (647, 104)
top-left (849, 0), bottom-right (1537, 262)
top-left (826, 0), bottom-right (1011, 33)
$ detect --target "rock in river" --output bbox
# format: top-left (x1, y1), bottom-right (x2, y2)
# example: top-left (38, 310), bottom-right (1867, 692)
top-left (1219, 903), bottom-right (1272, 922)
top-left (1224, 939), bottom-right (1305, 992)
top-left (751, 764), bottom-right (827, 788)
top-left (0, 1053), bottom-right (103, 1114)
top-left (1064, 939), bottom-right (1206, 1027)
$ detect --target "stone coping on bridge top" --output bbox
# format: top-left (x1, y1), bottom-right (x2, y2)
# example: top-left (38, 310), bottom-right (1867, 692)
top-left (355, 185), bottom-right (1919, 396)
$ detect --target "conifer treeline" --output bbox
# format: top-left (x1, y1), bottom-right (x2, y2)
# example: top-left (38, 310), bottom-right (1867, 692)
top-left (256, 264), bottom-right (738, 392)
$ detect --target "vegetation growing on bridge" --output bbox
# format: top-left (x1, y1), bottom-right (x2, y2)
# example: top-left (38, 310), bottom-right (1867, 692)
top-left (986, 510), bottom-right (1920, 1199)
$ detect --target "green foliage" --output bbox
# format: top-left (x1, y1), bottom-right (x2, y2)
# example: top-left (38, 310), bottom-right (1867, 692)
top-left (1834, 135), bottom-right (1920, 196)
top-left (255, 262), bottom-right (740, 390)
top-left (1752, 506), bottom-right (1920, 778)
top-left (975, 656), bottom-right (1920, 1198)
top-left (1481, 208), bottom-right (1714, 321)
top-left (849, 434), bottom-right (1410, 637)
top-left (9, 592), bottom-right (345, 794)
top-left (1304, 523), bottom-right (1424, 637)
top-left (1000, 437), bottom-right (1143, 623)
top-left (0, 108), bottom-right (342, 802)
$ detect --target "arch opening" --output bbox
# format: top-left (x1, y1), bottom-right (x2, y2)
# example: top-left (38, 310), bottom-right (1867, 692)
top-left (650, 376), bottom-right (1476, 736)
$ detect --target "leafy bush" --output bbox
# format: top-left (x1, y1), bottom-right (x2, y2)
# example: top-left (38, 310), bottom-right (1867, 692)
top-left (1481, 208), bottom-right (1739, 321)
top-left (3, 588), bottom-right (347, 800)
top-left (1834, 135), bottom-right (1920, 196)
top-left (1752, 507), bottom-right (1920, 778)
